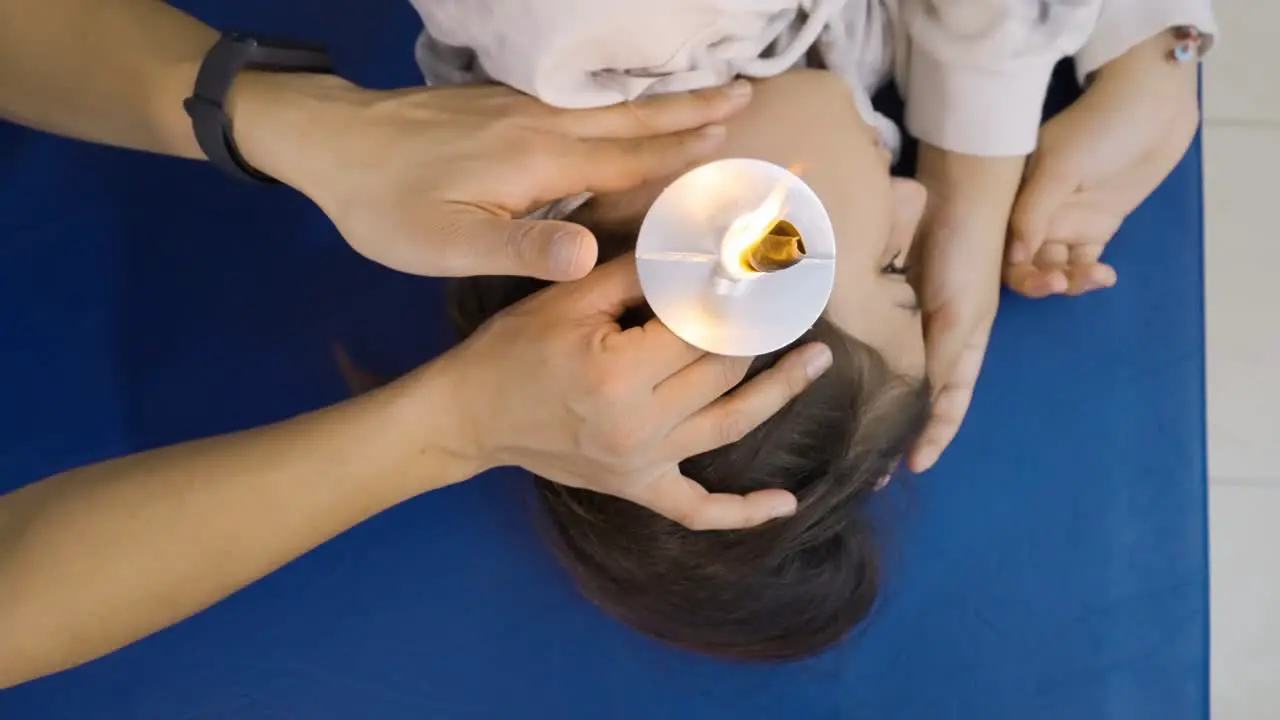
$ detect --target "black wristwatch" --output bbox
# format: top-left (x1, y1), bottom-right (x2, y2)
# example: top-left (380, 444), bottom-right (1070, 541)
top-left (183, 32), bottom-right (336, 184)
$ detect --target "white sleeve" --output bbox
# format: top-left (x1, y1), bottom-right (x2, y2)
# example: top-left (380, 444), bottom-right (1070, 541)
top-left (898, 0), bottom-right (1101, 157)
top-left (1075, 0), bottom-right (1219, 82)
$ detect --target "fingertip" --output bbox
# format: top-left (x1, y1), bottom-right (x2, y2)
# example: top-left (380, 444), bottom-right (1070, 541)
top-left (1007, 272), bottom-right (1042, 298)
top-left (724, 489), bottom-right (797, 530)
top-left (726, 79), bottom-right (753, 103)
top-left (756, 489), bottom-right (798, 520)
top-left (702, 80), bottom-right (753, 118)
top-left (549, 228), bottom-right (599, 280)
top-left (699, 123), bottom-right (727, 141)
top-left (1007, 267), bottom-right (1057, 299)
top-left (907, 447), bottom-right (937, 474)
top-left (1046, 271), bottom-right (1069, 295)
top-left (1002, 265), bottom-right (1033, 297)
top-left (1066, 263), bottom-right (1117, 296)
top-left (1097, 264), bottom-right (1118, 289)
top-left (799, 342), bottom-right (834, 380)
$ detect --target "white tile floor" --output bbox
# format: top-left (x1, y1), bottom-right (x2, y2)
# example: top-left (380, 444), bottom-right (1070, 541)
top-left (1205, 1), bottom-right (1280, 717)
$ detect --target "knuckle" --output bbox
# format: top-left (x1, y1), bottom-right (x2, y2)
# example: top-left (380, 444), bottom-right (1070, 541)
top-left (657, 497), bottom-right (703, 530)
top-left (433, 218), bottom-right (475, 275)
top-left (598, 420), bottom-right (649, 458)
top-left (719, 357), bottom-right (749, 390)
top-left (515, 146), bottom-right (560, 184)
top-left (585, 366), bottom-right (630, 404)
top-left (716, 410), bottom-right (753, 446)
top-left (502, 222), bottom-right (543, 266)
top-left (784, 365), bottom-right (812, 396)
top-left (678, 511), bottom-right (708, 532)
top-left (691, 87), bottom-right (726, 115)
top-left (1009, 208), bottom-right (1033, 235)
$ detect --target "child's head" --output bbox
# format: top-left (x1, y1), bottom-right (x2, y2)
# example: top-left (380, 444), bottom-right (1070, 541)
top-left (449, 219), bottom-right (930, 661)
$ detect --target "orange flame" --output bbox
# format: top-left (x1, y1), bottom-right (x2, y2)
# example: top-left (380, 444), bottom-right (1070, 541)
top-left (719, 178), bottom-right (792, 278)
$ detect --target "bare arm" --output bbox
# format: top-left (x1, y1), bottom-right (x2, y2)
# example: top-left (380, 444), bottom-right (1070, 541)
top-left (0, 254), bottom-right (825, 688)
top-left (916, 145), bottom-right (1026, 254)
top-left (0, 367), bottom-right (475, 688)
top-left (0, 0), bottom-right (219, 157)
top-left (0, 0), bottom-right (355, 190)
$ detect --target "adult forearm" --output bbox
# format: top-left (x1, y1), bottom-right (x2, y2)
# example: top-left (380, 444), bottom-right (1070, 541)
top-left (0, 363), bottom-right (477, 688)
top-left (0, 0), bottom-right (226, 157)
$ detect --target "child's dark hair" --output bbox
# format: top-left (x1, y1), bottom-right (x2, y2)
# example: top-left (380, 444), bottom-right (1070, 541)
top-left (448, 221), bottom-right (931, 662)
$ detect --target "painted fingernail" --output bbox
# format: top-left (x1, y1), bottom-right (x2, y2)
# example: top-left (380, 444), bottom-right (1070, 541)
top-left (804, 344), bottom-right (834, 379)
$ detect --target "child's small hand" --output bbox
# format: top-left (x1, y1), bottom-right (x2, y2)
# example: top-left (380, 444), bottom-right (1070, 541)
top-left (909, 146), bottom-right (1023, 472)
top-left (1005, 31), bottom-right (1201, 298)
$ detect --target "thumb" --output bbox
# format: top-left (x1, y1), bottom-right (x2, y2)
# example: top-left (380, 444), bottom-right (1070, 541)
top-left (1008, 163), bottom-right (1077, 265)
top-left (555, 254), bottom-right (647, 319)
top-left (435, 208), bottom-right (600, 281)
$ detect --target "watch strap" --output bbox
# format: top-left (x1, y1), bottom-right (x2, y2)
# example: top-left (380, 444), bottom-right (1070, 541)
top-left (183, 32), bottom-right (335, 183)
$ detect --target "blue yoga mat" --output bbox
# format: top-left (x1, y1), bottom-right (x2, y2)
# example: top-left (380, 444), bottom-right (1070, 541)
top-left (0, 1), bottom-right (1208, 717)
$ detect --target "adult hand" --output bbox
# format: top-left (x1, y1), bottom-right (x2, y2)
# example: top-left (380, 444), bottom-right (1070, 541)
top-left (432, 255), bottom-right (833, 530)
top-left (231, 75), bottom-right (753, 281)
top-left (1005, 32), bottom-right (1201, 297)
top-left (908, 146), bottom-right (1024, 472)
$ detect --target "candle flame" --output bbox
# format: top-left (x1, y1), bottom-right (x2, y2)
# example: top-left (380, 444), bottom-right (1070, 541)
top-left (720, 179), bottom-right (793, 278)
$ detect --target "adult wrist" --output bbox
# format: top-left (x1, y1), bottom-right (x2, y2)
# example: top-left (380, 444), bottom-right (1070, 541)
top-left (388, 355), bottom-right (493, 492)
top-left (221, 70), bottom-right (365, 191)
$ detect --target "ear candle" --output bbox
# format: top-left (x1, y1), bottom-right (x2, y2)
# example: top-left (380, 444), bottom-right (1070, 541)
top-left (745, 220), bottom-right (807, 273)
top-left (635, 159), bottom-right (836, 357)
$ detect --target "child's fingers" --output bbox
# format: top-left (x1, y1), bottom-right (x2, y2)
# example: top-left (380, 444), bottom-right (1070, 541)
top-left (1068, 242), bottom-right (1106, 266)
top-left (1004, 264), bottom-right (1068, 298)
top-left (908, 370), bottom-right (976, 473)
top-left (1008, 238), bottom-right (1114, 297)
top-left (1009, 166), bottom-right (1078, 264)
top-left (1034, 241), bottom-right (1071, 270)
top-left (1064, 262), bottom-right (1117, 296)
